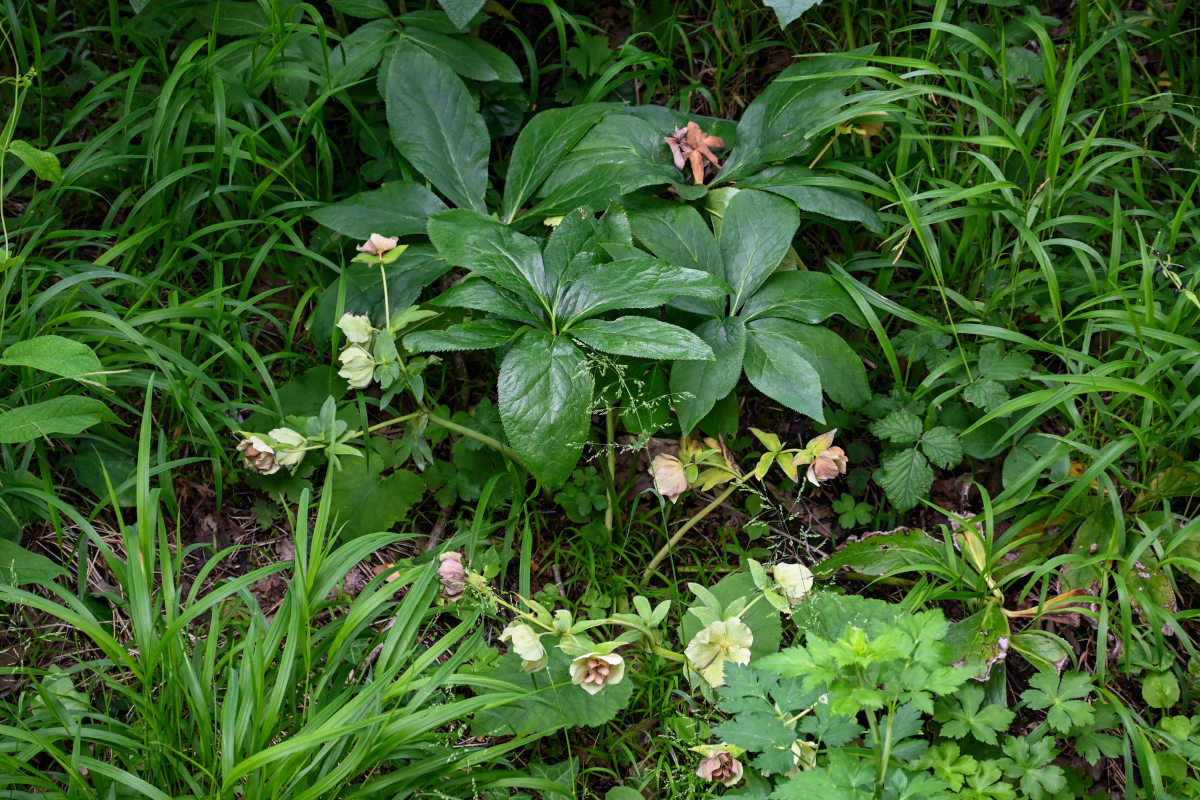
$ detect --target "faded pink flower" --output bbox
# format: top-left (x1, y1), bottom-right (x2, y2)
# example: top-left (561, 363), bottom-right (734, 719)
top-left (803, 430), bottom-right (848, 485)
top-left (356, 233), bottom-right (399, 257)
top-left (696, 750), bottom-right (743, 786)
top-left (437, 552), bottom-right (466, 602)
top-left (568, 651), bottom-right (625, 695)
top-left (649, 453), bottom-right (688, 503)
top-left (236, 435), bottom-right (279, 475)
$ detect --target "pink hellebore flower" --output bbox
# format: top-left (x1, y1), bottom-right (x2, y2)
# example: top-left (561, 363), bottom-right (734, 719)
top-left (237, 435), bottom-right (279, 475)
top-left (437, 552), bottom-right (467, 602)
top-left (568, 652), bottom-right (625, 695)
top-left (649, 453), bottom-right (689, 503)
top-left (356, 233), bottom-right (400, 257)
top-left (804, 430), bottom-right (848, 486)
top-left (696, 751), bottom-right (743, 787)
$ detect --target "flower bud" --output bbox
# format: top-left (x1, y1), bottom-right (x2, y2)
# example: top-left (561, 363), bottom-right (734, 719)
top-left (437, 552), bottom-right (466, 602)
top-left (338, 345), bottom-right (376, 389)
top-left (356, 233), bottom-right (399, 257)
top-left (568, 651), bottom-right (625, 695)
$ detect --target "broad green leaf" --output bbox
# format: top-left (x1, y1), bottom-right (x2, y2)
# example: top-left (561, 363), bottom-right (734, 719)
top-left (0, 396), bottom-right (120, 444)
top-left (329, 0), bottom-right (389, 18)
top-left (743, 325), bottom-right (824, 422)
top-left (963, 378), bottom-right (1009, 412)
top-left (8, 140), bottom-right (62, 183)
top-left (542, 209), bottom-right (598, 291)
top-left (876, 449), bottom-right (933, 511)
top-left (745, 318), bottom-right (867, 408)
top-left (870, 410), bottom-right (923, 444)
top-left (978, 341), bottom-right (1034, 380)
top-left (765, 0), bottom-right (825, 27)
top-left (328, 455), bottom-right (425, 538)
top-left (427, 210), bottom-right (552, 308)
top-left (720, 190), bottom-right (800, 311)
top-left (740, 271), bottom-right (866, 326)
top-left (568, 317), bottom-right (713, 361)
top-left (720, 51), bottom-right (865, 182)
top-left (921, 426), bottom-right (963, 469)
top-left (498, 330), bottom-right (592, 489)
top-left (532, 114), bottom-right (679, 218)
top-left (67, 441), bottom-right (137, 507)
top-left (330, 20), bottom-right (393, 85)
top-left (814, 529), bottom-right (943, 579)
top-left (671, 317), bottom-right (746, 435)
top-left (745, 165), bottom-right (883, 233)
top-left (502, 105), bottom-right (609, 222)
top-left (387, 40), bottom-right (489, 211)
top-left (430, 277), bottom-right (544, 326)
top-left (678, 572), bottom-right (782, 663)
top-left (627, 200), bottom-right (722, 277)
top-left (309, 181), bottom-right (448, 239)
top-left (713, 711), bottom-right (796, 752)
top-left (311, 245), bottom-right (449, 345)
top-left (2, 335), bottom-right (104, 383)
top-left (405, 319), bottom-right (527, 352)
top-left (555, 258), bottom-right (727, 325)
top-left (1142, 670), bottom-right (1180, 710)
top-left (1008, 631), bottom-right (1071, 673)
top-left (403, 26), bottom-right (520, 83)
top-left (437, 0), bottom-right (486, 29)
top-left (944, 603), bottom-right (1011, 681)
top-left (0, 539), bottom-right (67, 586)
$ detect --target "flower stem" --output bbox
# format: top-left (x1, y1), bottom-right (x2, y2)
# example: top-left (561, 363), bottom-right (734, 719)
top-left (425, 410), bottom-right (521, 464)
top-left (642, 476), bottom-right (750, 581)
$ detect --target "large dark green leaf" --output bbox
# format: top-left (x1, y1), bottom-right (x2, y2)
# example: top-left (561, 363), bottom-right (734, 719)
top-left (498, 330), bottom-right (593, 489)
top-left (311, 245), bottom-right (449, 345)
top-left (543, 209), bottom-right (598, 292)
top-left (747, 317), bottom-right (867, 408)
top-left (437, 0), bottom-right (486, 29)
top-left (765, 0), bottom-right (825, 27)
top-left (0, 539), bottom-right (67, 587)
top-left (328, 455), bottom-right (425, 539)
top-left (403, 26), bottom-right (520, 83)
top-left (627, 199), bottom-right (722, 277)
top-left (502, 105), bottom-right (610, 223)
top-left (309, 181), bottom-right (448, 239)
top-left (568, 317), bottom-right (713, 361)
top-left (1, 336), bottom-right (104, 383)
top-left (743, 326), bottom-right (824, 422)
top-left (532, 114), bottom-right (679, 218)
top-left (670, 317), bottom-right (746, 435)
top-left (813, 529), bottom-right (943, 579)
top-left (427, 210), bottom-right (552, 310)
top-left (405, 319), bottom-right (527, 352)
top-left (720, 190), bottom-right (799, 311)
top-left (0, 397), bottom-right (120, 444)
top-left (746, 165), bottom-right (883, 233)
top-left (555, 258), bottom-right (727, 325)
top-left (739, 271), bottom-right (865, 326)
top-left (386, 40), bottom-right (489, 211)
top-left (430, 277), bottom-right (544, 326)
top-left (719, 51), bottom-right (866, 182)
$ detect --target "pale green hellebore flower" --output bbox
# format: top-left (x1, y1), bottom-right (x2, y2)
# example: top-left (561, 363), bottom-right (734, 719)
top-left (267, 427), bottom-right (307, 471)
top-left (336, 312), bottom-right (374, 344)
top-left (500, 622), bottom-right (548, 672)
top-left (773, 562), bottom-right (814, 605)
top-left (338, 345), bottom-right (376, 388)
top-left (685, 617), bottom-right (753, 687)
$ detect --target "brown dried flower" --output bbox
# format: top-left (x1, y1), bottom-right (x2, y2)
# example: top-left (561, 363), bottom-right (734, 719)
top-left (437, 551), bottom-right (466, 602)
top-left (236, 435), bottom-right (280, 475)
top-left (696, 750), bottom-right (744, 786)
top-left (665, 121), bottom-right (724, 184)
top-left (356, 233), bottom-right (400, 257)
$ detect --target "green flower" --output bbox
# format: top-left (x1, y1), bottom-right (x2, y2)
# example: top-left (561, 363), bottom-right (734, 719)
top-left (773, 562), bottom-right (814, 605)
top-left (685, 617), bottom-right (752, 687)
top-left (268, 427), bottom-right (307, 471)
top-left (336, 312), bottom-right (373, 344)
top-left (338, 345), bottom-right (376, 388)
top-left (501, 622), bottom-right (548, 672)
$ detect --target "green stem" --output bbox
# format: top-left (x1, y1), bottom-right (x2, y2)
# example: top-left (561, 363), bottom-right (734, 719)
top-left (604, 407), bottom-right (616, 538)
top-left (876, 706), bottom-right (894, 799)
top-left (425, 410), bottom-right (521, 464)
top-left (365, 411), bottom-right (422, 434)
top-left (642, 476), bottom-right (750, 581)
top-left (379, 259), bottom-right (390, 332)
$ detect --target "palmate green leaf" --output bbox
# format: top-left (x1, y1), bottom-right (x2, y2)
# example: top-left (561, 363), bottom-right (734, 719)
top-left (328, 456), bottom-right (425, 539)
top-left (876, 449), bottom-right (934, 511)
top-left (0, 396), bottom-right (120, 444)
top-left (719, 50), bottom-right (867, 182)
top-left (746, 318), bottom-right (867, 408)
top-left (498, 330), bottom-right (592, 489)
top-left (502, 105), bottom-right (610, 222)
top-left (671, 317), bottom-right (746, 435)
top-left (933, 684), bottom-right (1015, 745)
top-left (429, 277), bottom-right (544, 326)
top-left (555, 257), bottom-right (727, 325)
top-left (744, 165), bottom-right (883, 233)
top-left (403, 26), bottom-right (520, 83)
top-left (739, 271), bottom-right (866, 326)
top-left (721, 190), bottom-right (800, 311)
top-left (714, 711), bottom-right (796, 752)
top-left (920, 426), bottom-right (963, 469)
top-left (1, 335), bottom-right (104, 383)
top-left (387, 40), bottom-right (488, 211)
top-left (773, 749), bottom-right (875, 800)
top-left (1020, 671), bottom-right (1095, 733)
top-left (532, 114), bottom-right (680, 218)
top-left (437, 0), bottom-right (486, 30)
top-left (626, 200), bottom-right (723, 277)
top-left (308, 181), bottom-right (448, 239)
top-left (427, 210), bottom-right (552, 309)
top-left (743, 324), bottom-right (824, 422)
top-left (404, 319), bottom-right (527, 352)
top-left (568, 317), bottom-right (713, 361)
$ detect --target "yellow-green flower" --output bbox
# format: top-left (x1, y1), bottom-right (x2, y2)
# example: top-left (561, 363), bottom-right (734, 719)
top-left (338, 345), bottom-right (376, 388)
top-left (685, 617), bottom-right (752, 687)
top-left (501, 622), bottom-right (548, 672)
top-left (773, 562), bottom-right (814, 605)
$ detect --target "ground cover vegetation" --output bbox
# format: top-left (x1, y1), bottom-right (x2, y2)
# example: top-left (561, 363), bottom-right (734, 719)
top-left (1, 0), bottom-right (1198, 797)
